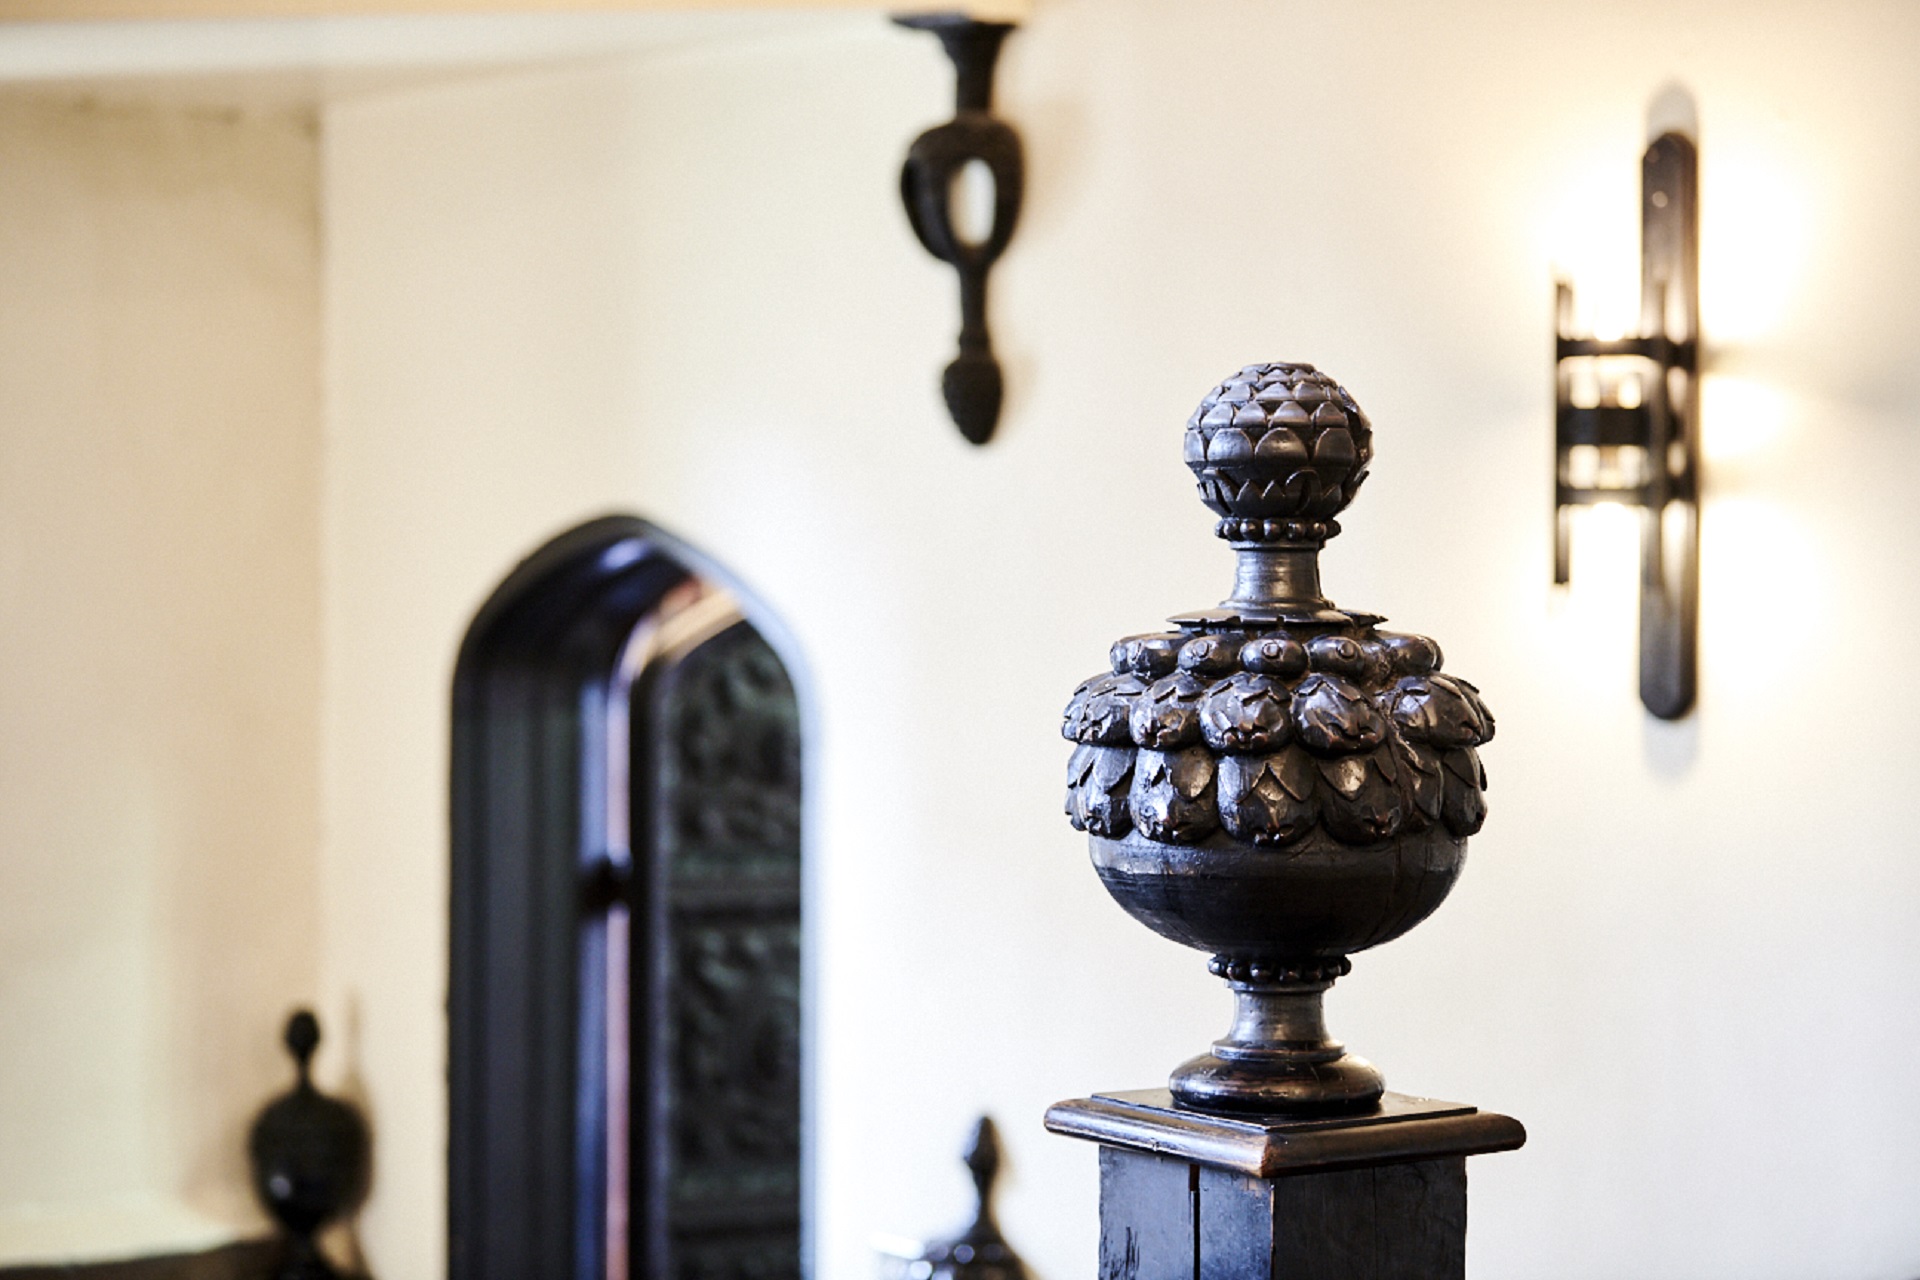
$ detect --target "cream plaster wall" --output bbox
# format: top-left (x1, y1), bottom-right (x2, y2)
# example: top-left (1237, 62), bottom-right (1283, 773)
top-left (317, 3), bottom-right (1920, 1277)
top-left (21, 16), bottom-right (1920, 1279)
top-left (0, 94), bottom-right (323, 1262)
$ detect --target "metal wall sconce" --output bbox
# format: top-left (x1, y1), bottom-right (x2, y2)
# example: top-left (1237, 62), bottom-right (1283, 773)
top-left (1554, 130), bottom-right (1700, 719)
top-left (895, 13), bottom-right (1024, 445)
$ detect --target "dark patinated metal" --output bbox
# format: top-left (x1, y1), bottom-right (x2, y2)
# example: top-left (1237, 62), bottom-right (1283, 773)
top-left (895, 13), bottom-right (1023, 445)
top-left (248, 1011), bottom-right (369, 1280)
top-left (1554, 130), bottom-right (1700, 719)
top-left (1061, 363), bottom-right (1496, 1115)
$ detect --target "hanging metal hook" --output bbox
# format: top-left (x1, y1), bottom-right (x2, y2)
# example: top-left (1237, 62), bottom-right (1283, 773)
top-left (896, 13), bottom-right (1025, 445)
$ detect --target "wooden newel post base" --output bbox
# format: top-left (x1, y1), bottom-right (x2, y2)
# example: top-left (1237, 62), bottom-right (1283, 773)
top-left (1045, 1090), bottom-right (1524, 1280)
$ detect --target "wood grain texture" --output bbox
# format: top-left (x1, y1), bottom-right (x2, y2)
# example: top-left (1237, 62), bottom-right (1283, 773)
top-left (1098, 1149), bottom-right (1195, 1280)
top-left (1095, 1148), bottom-right (1474, 1280)
top-left (1047, 1091), bottom-right (1524, 1179)
top-left (1201, 1159), bottom-right (1467, 1280)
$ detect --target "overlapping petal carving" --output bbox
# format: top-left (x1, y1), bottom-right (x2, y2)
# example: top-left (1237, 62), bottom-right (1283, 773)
top-left (1062, 672), bottom-right (1144, 746)
top-left (1217, 748), bottom-right (1316, 846)
top-left (1292, 674), bottom-right (1385, 755)
top-left (1059, 621), bottom-right (1491, 849)
top-left (1130, 674), bottom-right (1208, 749)
top-left (1065, 742), bottom-right (1135, 838)
top-left (1058, 361), bottom-right (1492, 852)
top-left (1440, 746), bottom-right (1488, 837)
top-left (1184, 362), bottom-right (1374, 544)
top-left (1130, 747), bottom-right (1218, 843)
top-left (1200, 674), bottom-right (1291, 753)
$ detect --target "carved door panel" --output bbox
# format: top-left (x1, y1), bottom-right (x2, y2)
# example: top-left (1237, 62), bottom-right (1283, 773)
top-left (633, 622), bottom-right (802, 1280)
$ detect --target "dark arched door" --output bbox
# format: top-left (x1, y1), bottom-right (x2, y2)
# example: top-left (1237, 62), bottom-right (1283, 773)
top-left (450, 517), bottom-right (803, 1280)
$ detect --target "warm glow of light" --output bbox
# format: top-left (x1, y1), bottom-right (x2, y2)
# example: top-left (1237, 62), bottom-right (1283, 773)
top-left (1701, 495), bottom-right (1816, 681)
top-left (1699, 375), bottom-right (1788, 461)
top-left (1544, 157), bottom-right (1639, 342)
top-left (1544, 136), bottom-right (1810, 348)
top-left (1700, 149), bottom-right (1809, 343)
top-left (1574, 501), bottom-right (1640, 562)
top-left (1546, 503), bottom-right (1640, 696)
top-left (1551, 495), bottom-right (1815, 707)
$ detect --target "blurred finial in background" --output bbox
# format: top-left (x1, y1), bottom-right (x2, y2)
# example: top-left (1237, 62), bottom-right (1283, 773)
top-left (248, 1010), bottom-right (371, 1280)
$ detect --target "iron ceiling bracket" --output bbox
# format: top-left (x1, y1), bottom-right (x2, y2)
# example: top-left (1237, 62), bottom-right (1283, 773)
top-left (895, 12), bottom-right (1024, 445)
top-left (1554, 130), bottom-right (1701, 720)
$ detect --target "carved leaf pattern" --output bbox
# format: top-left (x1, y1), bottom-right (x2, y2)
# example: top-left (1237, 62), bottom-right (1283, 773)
top-left (1217, 748), bottom-right (1317, 846)
top-left (1064, 672), bottom-right (1143, 746)
top-left (1398, 738), bottom-right (1446, 824)
top-left (1444, 675), bottom-right (1496, 742)
top-left (1291, 674), bottom-right (1385, 755)
top-left (1062, 363), bottom-right (1490, 852)
top-left (1129, 674), bottom-right (1207, 749)
top-left (1129, 747), bottom-right (1218, 843)
top-left (1185, 363), bottom-right (1373, 536)
top-left (1112, 633), bottom-right (1182, 679)
top-left (1317, 748), bottom-right (1406, 843)
top-left (1065, 743), bottom-right (1134, 837)
top-left (1060, 621), bottom-right (1492, 849)
top-left (1064, 742), bottom-right (1095, 829)
top-left (1386, 676), bottom-right (1483, 748)
top-left (1200, 673), bottom-right (1291, 753)
top-left (1440, 746), bottom-right (1488, 837)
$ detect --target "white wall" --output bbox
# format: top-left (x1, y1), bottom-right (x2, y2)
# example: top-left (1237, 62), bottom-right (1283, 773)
top-left (314, 3), bottom-right (1920, 1277)
top-left (0, 93), bottom-right (322, 1262)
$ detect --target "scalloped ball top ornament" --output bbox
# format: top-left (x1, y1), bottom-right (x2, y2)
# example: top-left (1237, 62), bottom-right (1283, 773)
top-left (1184, 362), bottom-right (1374, 545)
top-left (1063, 364), bottom-right (1492, 853)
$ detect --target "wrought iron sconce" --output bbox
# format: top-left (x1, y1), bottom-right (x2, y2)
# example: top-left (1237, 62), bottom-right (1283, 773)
top-left (896, 13), bottom-right (1024, 445)
top-left (1554, 130), bottom-right (1700, 719)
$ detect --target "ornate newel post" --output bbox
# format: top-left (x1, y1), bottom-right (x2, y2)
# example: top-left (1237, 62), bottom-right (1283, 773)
top-left (1044, 363), bottom-right (1524, 1278)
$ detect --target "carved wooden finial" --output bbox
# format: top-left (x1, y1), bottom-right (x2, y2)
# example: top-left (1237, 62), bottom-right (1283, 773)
top-left (1060, 364), bottom-right (1496, 1115)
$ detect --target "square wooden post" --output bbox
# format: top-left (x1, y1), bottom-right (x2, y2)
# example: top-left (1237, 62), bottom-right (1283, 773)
top-left (1048, 1090), bottom-right (1523, 1280)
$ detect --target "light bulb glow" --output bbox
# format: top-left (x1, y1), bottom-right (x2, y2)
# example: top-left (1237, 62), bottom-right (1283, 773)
top-left (1699, 375), bottom-right (1788, 462)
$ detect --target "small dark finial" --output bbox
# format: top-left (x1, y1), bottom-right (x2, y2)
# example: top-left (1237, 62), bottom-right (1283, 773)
top-left (962, 1115), bottom-right (1001, 1213)
top-left (915, 1115), bottom-right (1028, 1279)
top-left (250, 1009), bottom-right (371, 1280)
top-left (285, 1010), bottom-right (320, 1085)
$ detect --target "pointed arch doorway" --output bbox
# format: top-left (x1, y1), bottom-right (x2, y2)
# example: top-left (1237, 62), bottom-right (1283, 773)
top-left (450, 517), bottom-right (806, 1280)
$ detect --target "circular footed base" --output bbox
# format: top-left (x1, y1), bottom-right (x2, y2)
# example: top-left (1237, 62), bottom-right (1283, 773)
top-left (1170, 1050), bottom-right (1384, 1116)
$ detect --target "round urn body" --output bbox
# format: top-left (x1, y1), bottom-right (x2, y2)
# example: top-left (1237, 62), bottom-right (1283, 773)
top-left (1089, 826), bottom-right (1465, 963)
